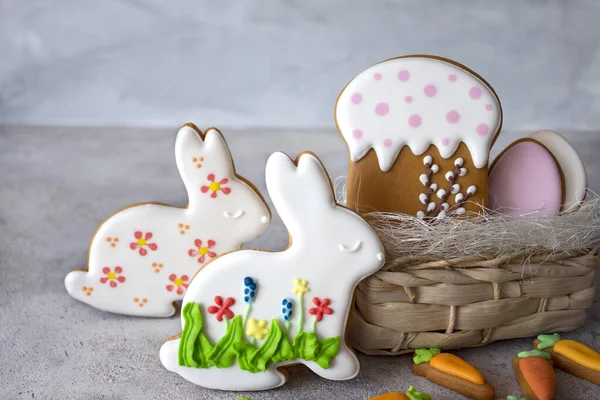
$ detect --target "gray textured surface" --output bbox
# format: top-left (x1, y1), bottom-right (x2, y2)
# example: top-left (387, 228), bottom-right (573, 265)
top-left (0, 126), bottom-right (598, 399)
top-left (2, 0), bottom-right (600, 130)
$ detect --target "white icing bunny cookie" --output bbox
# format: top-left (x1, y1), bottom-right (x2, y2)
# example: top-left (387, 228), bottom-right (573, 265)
top-left (160, 152), bottom-right (385, 390)
top-left (64, 124), bottom-right (270, 317)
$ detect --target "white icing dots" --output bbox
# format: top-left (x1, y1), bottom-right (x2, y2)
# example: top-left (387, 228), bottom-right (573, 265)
top-left (431, 164), bottom-right (440, 173)
top-left (454, 158), bottom-right (464, 167)
top-left (441, 203), bottom-right (450, 211)
top-left (419, 174), bottom-right (429, 186)
top-left (436, 189), bottom-right (447, 199)
top-left (467, 185), bottom-right (477, 195)
top-left (427, 202), bottom-right (436, 212)
top-left (419, 193), bottom-right (428, 204)
top-left (459, 167), bottom-right (467, 176)
top-left (416, 211), bottom-right (425, 219)
top-left (437, 210), bottom-right (447, 219)
top-left (450, 184), bottom-right (460, 194)
top-left (429, 183), bottom-right (438, 191)
top-left (455, 207), bottom-right (466, 215)
top-left (445, 171), bottom-right (455, 181)
top-left (423, 155), bottom-right (433, 166)
top-left (335, 56), bottom-right (501, 171)
top-left (455, 193), bottom-right (465, 202)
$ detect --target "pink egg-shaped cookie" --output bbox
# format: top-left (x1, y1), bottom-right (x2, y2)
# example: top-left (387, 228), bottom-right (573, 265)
top-left (488, 139), bottom-right (564, 215)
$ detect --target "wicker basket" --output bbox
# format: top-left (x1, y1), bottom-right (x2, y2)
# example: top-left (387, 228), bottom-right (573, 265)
top-left (349, 247), bottom-right (599, 355)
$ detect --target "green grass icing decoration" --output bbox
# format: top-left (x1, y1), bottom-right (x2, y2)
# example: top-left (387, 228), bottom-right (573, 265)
top-left (178, 302), bottom-right (340, 373)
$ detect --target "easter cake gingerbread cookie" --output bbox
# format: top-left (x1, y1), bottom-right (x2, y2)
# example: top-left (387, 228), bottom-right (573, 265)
top-left (160, 152), bottom-right (385, 390)
top-left (335, 55), bottom-right (502, 217)
top-left (64, 124), bottom-right (270, 317)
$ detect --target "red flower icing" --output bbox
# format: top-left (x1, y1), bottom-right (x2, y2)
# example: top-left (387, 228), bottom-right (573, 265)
top-left (100, 266), bottom-right (126, 288)
top-left (308, 297), bottom-right (333, 322)
top-left (200, 173), bottom-right (231, 198)
top-left (207, 296), bottom-right (235, 322)
top-left (129, 231), bottom-right (158, 256)
top-left (188, 239), bottom-right (217, 264)
top-left (166, 274), bottom-right (189, 295)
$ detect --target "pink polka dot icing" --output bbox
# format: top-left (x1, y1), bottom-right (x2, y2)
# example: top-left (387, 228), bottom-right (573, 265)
top-left (383, 138), bottom-right (393, 147)
top-left (352, 129), bottom-right (363, 139)
top-left (375, 102), bottom-right (389, 116)
top-left (374, 73), bottom-right (382, 81)
top-left (423, 84), bottom-right (437, 97)
top-left (351, 93), bottom-right (363, 104)
top-left (469, 87), bottom-right (482, 99)
top-left (446, 110), bottom-right (460, 124)
top-left (476, 123), bottom-right (489, 136)
top-left (397, 70), bottom-right (410, 82)
top-left (485, 104), bottom-right (493, 111)
top-left (334, 56), bottom-right (501, 172)
top-left (408, 114), bottom-right (422, 128)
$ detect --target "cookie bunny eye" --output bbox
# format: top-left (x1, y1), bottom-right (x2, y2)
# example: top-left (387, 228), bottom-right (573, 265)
top-left (223, 210), bottom-right (244, 219)
top-left (338, 241), bottom-right (362, 253)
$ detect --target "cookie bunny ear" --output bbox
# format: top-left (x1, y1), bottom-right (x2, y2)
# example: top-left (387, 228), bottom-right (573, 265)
top-left (266, 152), bottom-right (335, 236)
top-left (175, 124), bottom-right (236, 205)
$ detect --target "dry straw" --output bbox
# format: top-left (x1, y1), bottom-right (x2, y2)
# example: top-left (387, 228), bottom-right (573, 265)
top-left (335, 179), bottom-right (600, 355)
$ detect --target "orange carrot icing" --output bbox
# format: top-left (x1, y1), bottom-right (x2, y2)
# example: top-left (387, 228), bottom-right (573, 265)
top-left (554, 339), bottom-right (600, 372)
top-left (519, 357), bottom-right (556, 400)
top-left (429, 353), bottom-right (485, 385)
top-left (369, 392), bottom-right (409, 400)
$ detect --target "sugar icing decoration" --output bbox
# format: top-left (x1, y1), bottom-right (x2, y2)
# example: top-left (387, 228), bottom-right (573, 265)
top-left (416, 155), bottom-right (476, 219)
top-left (336, 56), bottom-right (501, 171)
top-left (537, 333), bottom-right (600, 372)
top-left (64, 125), bottom-right (270, 317)
top-left (160, 152), bottom-right (385, 390)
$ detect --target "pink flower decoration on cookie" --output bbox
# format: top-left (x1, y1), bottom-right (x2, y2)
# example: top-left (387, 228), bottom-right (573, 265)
top-left (201, 174), bottom-right (231, 198)
top-left (100, 266), bottom-right (126, 288)
top-left (129, 231), bottom-right (157, 256)
top-left (188, 239), bottom-right (217, 264)
top-left (166, 274), bottom-right (189, 295)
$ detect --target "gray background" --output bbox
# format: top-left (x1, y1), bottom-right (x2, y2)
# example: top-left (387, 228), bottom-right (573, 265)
top-left (1, 0), bottom-right (600, 399)
top-left (1, 0), bottom-right (600, 130)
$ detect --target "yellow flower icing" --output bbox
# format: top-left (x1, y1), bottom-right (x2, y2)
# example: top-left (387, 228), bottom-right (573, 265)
top-left (554, 339), bottom-right (600, 372)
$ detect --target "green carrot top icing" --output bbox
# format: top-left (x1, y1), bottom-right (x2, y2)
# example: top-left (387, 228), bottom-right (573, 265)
top-left (536, 333), bottom-right (561, 350)
top-left (413, 348), bottom-right (441, 364)
top-left (405, 385), bottom-right (431, 400)
top-left (517, 349), bottom-right (551, 360)
top-left (506, 396), bottom-right (528, 400)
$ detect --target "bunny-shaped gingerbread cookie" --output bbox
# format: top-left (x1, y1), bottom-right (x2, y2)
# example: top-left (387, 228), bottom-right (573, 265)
top-left (160, 152), bottom-right (385, 391)
top-left (65, 124), bottom-right (270, 317)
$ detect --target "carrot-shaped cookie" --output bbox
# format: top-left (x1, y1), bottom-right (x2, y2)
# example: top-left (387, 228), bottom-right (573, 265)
top-left (513, 350), bottom-right (555, 400)
top-left (412, 348), bottom-right (495, 400)
top-left (534, 333), bottom-right (600, 385)
top-left (369, 386), bottom-right (431, 400)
